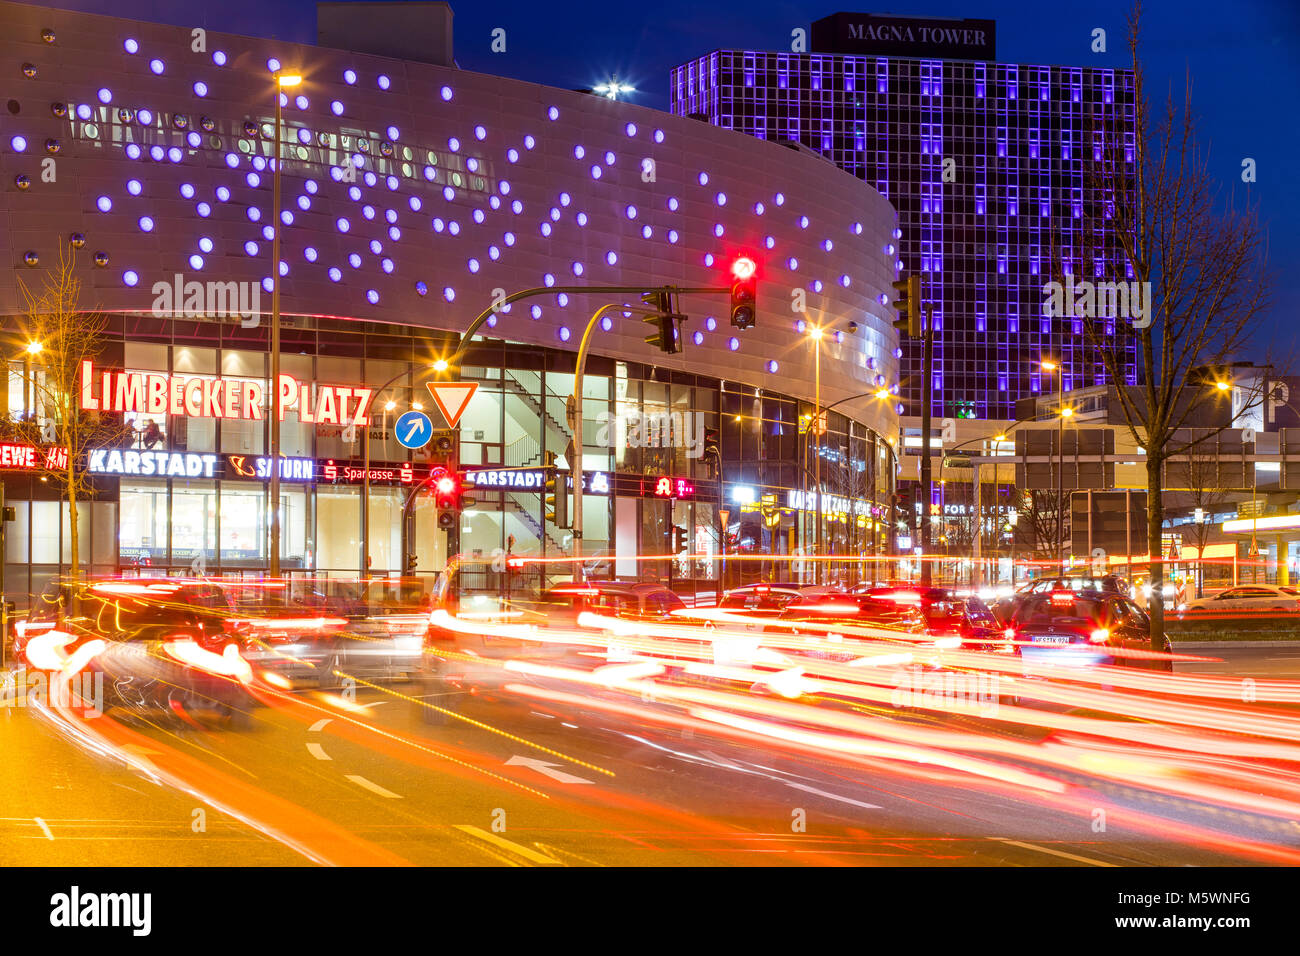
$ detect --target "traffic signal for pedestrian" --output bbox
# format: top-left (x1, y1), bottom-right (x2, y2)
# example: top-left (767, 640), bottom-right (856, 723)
top-left (544, 451), bottom-right (571, 528)
top-left (641, 290), bottom-right (682, 354)
top-left (730, 257), bottom-right (757, 330)
top-left (672, 526), bottom-right (688, 553)
top-left (891, 275), bottom-right (922, 337)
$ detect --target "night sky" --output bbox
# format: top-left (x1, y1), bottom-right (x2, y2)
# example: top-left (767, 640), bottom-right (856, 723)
top-left (29, 0), bottom-right (1300, 356)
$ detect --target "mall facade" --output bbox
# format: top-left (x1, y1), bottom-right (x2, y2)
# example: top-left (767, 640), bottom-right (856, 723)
top-left (0, 1), bottom-right (901, 601)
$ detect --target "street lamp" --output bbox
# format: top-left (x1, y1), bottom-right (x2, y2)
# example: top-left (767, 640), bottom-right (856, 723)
top-left (592, 77), bottom-right (635, 100)
top-left (267, 70), bottom-right (301, 579)
top-left (806, 324), bottom-right (826, 583)
top-left (1041, 358), bottom-right (1069, 578)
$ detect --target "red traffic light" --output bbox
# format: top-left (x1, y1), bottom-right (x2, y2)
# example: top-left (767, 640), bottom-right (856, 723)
top-left (731, 256), bottom-right (756, 281)
top-left (434, 475), bottom-right (457, 496)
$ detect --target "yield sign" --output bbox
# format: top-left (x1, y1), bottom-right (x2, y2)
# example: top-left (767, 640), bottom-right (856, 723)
top-left (426, 381), bottom-right (479, 428)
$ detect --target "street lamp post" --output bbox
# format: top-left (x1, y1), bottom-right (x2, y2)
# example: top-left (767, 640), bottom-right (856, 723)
top-left (1042, 359), bottom-right (1068, 579)
top-left (268, 71), bottom-right (301, 579)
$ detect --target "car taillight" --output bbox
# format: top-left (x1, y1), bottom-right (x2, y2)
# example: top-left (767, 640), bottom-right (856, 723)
top-left (1089, 628), bottom-right (1110, 644)
top-left (1003, 627), bottom-right (1017, 641)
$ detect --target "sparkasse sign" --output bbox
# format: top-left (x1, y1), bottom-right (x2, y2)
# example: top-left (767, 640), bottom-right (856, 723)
top-left (811, 13), bottom-right (996, 59)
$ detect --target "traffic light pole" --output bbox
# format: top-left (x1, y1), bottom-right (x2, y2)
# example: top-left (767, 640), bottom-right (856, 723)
top-left (920, 305), bottom-right (934, 586)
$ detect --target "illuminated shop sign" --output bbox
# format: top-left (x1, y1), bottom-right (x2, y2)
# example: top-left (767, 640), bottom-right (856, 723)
top-left (78, 360), bottom-right (375, 425)
top-left (225, 455), bottom-right (316, 482)
top-left (785, 489), bottom-right (871, 515)
top-left (467, 468), bottom-right (545, 490)
top-left (0, 443), bottom-right (68, 471)
top-left (88, 449), bottom-right (220, 478)
top-left (643, 476), bottom-right (695, 500)
top-left (321, 460), bottom-right (416, 484)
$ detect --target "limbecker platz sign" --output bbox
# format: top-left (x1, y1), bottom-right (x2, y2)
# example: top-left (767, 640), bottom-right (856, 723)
top-left (79, 361), bottom-right (376, 425)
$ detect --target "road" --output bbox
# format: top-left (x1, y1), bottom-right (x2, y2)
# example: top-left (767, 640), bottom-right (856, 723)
top-left (5, 643), bottom-right (1300, 867)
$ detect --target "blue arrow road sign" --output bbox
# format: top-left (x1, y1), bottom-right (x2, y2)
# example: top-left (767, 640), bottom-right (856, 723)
top-left (394, 410), bottom-right (433, 449)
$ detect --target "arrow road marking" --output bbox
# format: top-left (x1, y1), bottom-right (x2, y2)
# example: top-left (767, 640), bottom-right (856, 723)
top-left (785, 782), bottom-right (881, 810)
top-left (505, 755), bottom-right (595, 784)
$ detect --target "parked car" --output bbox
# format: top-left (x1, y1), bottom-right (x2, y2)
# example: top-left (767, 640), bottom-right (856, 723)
top-left (1003, 588), bottom-right (1173, 670)
top-left (861, 586), bottom-right (1009, 651)
top-left (1181, 584), bottom-right (1300, 613)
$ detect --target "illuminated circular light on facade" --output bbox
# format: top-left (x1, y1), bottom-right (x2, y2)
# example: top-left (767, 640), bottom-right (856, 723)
top-left (385, 208), bottom-right (398, 224)
top-left (335, 217), bottom-right (350, 233)
top-left (468, 258), bottom-right (480, 273)
top-left (641, 225), bottom-right (653, 239)
top-left (767, 360), bottom-right (779, 373)
top-left (754, 202), bottom-right (765, 215)
top-left (668, 230), bottom-right (679, 244)
top-left (486, 315), bottom-right (497, 328)
top-left (834, 330), bottom-right (844, 343)
top-left (126, 144), bottom-right (141, 160)
top-left (442, 186), bottom-right (455, 202)
top-left (304, 246), bottom-right (317, 262)
top-left (571, 262), bottom-right (584, 276)
top-left (543, 273), bottom-right (555, 287)
top-left (854, 222), bottom-right (864, 235)
top-left (448, 221), bottom-right (460, 235)
top-left (713, 224), bottom-right (725, 237)
top-left (653, 129), bottom-right (664, 144)
top-left (196, 202), bottom-right (211, 216)
top-left (431, 217), bottom-right (445, 232)
top-left (244, 240), bottom-right (259, 256)
top-left (123, 270), bottom-right (139, 286)
top-left (369, 239), bottom-right (383, 255)
top-left (149, 58), bottom-right (164, 74)
top-left (474, 125), bottom-right (486, 140)
top-left (878, 293), bottom-right (889, 306)
top-left (186, 131), bottom-right (200, 148)
top-left (367, 289), bottom-right (380, 304)
top-left (267, 57), bottom-right (281, 71)
top-left (558, 326), bottom-right (571, 342)
top-left (716, 192), bottom-right (726, 206)
top-left (280, 210), bottom-right (294, 226)
top-left (415, 281), bottom-right (428, 296)
top-left (193, 82), bottom-right (208, 97)
top-left (329, 267), bottom-right (343, 282)
top-left (377, 75), bottom-right (391, 90)
top-left (77, 104), bottom-right (93, 120)
top-left (706, 316), bottom-right (717, 331)
top-left (297, 194), bottom-right (311, 211)
top-left (886, 244), bottom-right (895, 254)
top-left (246, 172), bottom-right (261, 188)
top-left (149, 145), bottom-right (165, 161)
top-left (348, 253), bottom-right (362, 268)
top-left (348, 186), bottom-right (362, 202)
top-left (215, 186), bottom-right (230, 202)
top-left (812, 279), bottom-right (823, 292)
top-left (212, 50), bottom-right (226, 66)
top-left (557, 292), bottom-right (569, 306)
top-left (297, 128), bottom-right (311, 144)
top-left (447, 137), bottom-right (460, 152)
top-left (764, 236), bottom-right (775, 249)
top-left (573, 144), bottom-right (585, 160)
top-left (601, 316), bottom-right (614, 332)
top-left (698, 172), bottom-right (709, 185)
top-left (840, 275), bottom-right (850, 287)
top-left (138, 108), bottom-right (153, 125)
top-left (506, 147), bottom-right (519, 164)
top-left (472, 209), bottom-right (485, 224)
top-left (624, 123), bottom-right (637, 137)
top-left (604, 151), bottom-right (615, 165)
top-left (704, 253), bottom-right (715, 267)
top-left (137, 216), bottom-right (154, 232)
top-left (363, 171), bottom-right (377, 187)
top-left (9, 135), bottom-right (27, 153)
top-left (692, 331), bottom-right (704, 345)
top-left (198, 237), bottom-right (213, 253)
top-left (530, 305), bottom-right (542, 319)
top-left (728, 337), bottom-right (740, 351)
top-left (488, 195), bottom-right (500, 210)
top-left (127, 179), bottom-right (142, 195)
top-left (344, 69), bottom-right (357, 85)
top-left (440, 85), bottom-right (453, 101)
top-left (503, 231), bottom-right (516, 246)
top-left (261, 225), bottom-right (275, 241)
top-left (605, 251), bottom-right (617, 265)
top-left (540, 222), bottom-right (552, 237)
top-left (794, 318), bottom-right (806, 333)
top-left (896, 403), bottom-right (905, 414)
top-left (387, 125), bottom-right (400, 141)
top-left (386, 175), bottom-right (398, 191)
top-left (667, 197), bottom-right (679, 212)
top-left (189, 254), bottom-right (204, 270)
top-left (625, 204), bottom-right (637, 219)
top-left (511, 199), bottom-right (523, 214)
top-left (422, 165), bottom-right (435, 180)
top-left (466, 158), bottom-right (478, 173)
top-left (823, 239), bottom-right (833, 251)
top-left (787, 257), bottom-right (798, 270)
top-left (124, 38), bottom-right (139, 53)
top-left (547, 106), bottom-right (559, 120)
top-left (774, 192), bottom-right (786, 206)
top-left (576, 212), bottom-right (588, 226)
top-left (488, 245), bottom-right (500, 260)
top-left (247, 207), bottom-right (262, 222)
top-left (97, 88), bottom-right (112, 104)
top-left (95, 195), bottom-right (111, 212)
top-left (498, 180), bottom-right (510, 195)
top-left (331, 100), bottom-right (344, 116)
top-left (799, 216), bottom-right (809, 229)
top-left (224, 152), bottom-right (239, 168)
top-left (559, 191), bottom-right (571, 207)
top-left (262, 277), bottom-right (274, 293)
top-left (894, 346), bottom-right (903, 358)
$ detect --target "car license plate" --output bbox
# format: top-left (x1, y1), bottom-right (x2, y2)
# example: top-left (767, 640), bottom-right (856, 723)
top-left (1030, 635), bottom-right (1071, 645)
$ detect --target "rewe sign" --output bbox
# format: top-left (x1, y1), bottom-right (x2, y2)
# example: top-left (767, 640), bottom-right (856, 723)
top-left (79, 361), bottom-right (376, 424)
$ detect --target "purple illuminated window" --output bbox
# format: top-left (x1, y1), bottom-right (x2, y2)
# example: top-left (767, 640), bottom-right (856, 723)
top-left (504, 231), bottom-right (516, 246)
top-left (766, 361), bottom-right (779, 373)
top-left (472, 209), bottom-right (484, 224)
top-left (97, 88), bottom-right (113, 104)
top-left (186, 131), bottom-right (200, 148)
top-left (193, 81), bottom-right (208, 98)
top-left (559, 192), bottom-right (571, 207)
top-left (788, 257), bottom-right (798, 270)
top-left (714, 224), bottom-right (724, 237)
top-left (224, 153), bottom-right (239, 169)
top-left (602, 317), bottom-right (614, 332)
top-left (149, 146), bottom-right (165, 162)
top-left (331, 100), bottom-right (344, 116)
top-left (764, 236), bottom-right (775, 249)
top-left (10, 135), bottom-right (27, 153)
top-left (281, 210), bottom-right (294, 226)
top-left (336, 217), bottom-right (350, 233)
top-left (368, 239), bottom-right (382, 255)
top-left (297, 195), bottom-right (311, 211)
top-left (705, 317), bottom-right (717, 332)
top-left (432, 218), bottom-right (445, 232)
top-left (774, 192), bottom-right (785, 206)
top-left (126, 179), bottom-right (142, 196)
top-left (823, 239), bottom-right (834, 251)
top-left (507, 148), bottom-right (519, 163)
top-left (812, 280), bottom-right (823, 293)
top-left (715, 192), bottom-right (726, 206)
top-left (511, 200), bottom-right (522, 214)
top-left (692, 331), bottom-right (704, 345)
top-left (754, 202), bottom-right (765, 215)
top-left (641, 225), bottom-right (652, 239)
top-left (363, 171), bottom-right (376, 187)
top-left (840, 275), bottom-right (850, 287)
top-left (448, 221), bottom-right (460, 235)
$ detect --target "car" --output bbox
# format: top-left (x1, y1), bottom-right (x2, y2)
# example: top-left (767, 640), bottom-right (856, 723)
top-left (1003, 588), bottom-right (1173, 670)
top-left (1181, 584), bottom-right (1300, 613)
top-left (991, 575), bottom-right (1133, 624)
top-left (16, 579), bottom-right (258, 725)
top-left (861, 586), bottom-right (1009, 651)
top-left (776, 593), bottom-right (929, 640)
top-left (719, 582), bottom-right (844, 612)
top-left (536, 581), bottom-right (687, 624)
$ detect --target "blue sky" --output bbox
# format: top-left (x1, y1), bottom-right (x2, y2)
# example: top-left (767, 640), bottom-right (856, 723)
top-left (35, 0), bottom-right (1300, 355)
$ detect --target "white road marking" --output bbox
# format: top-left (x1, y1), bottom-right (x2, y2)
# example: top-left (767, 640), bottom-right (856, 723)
top-left (785, 782), bottom-right (881, 810)
top-left (34, 817), bottom-right (53, 840)
top-left (344, 774), bottom-right (403, 798)
top-left (308, 718), bottom-right (333, 733)
top-left (306, 742), bottom-right (331, 761)
top-left (455, 825), bottom-right (561, 865)
top-left (993, 838), bottom-right (1118, 866)
top-left (505, 755), bottom-right (595, 784)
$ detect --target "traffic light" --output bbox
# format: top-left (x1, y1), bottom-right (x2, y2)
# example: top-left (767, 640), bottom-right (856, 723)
top-left (544, 451), bottom-right (571, 528)
top-left (891, 275), bottom-right (922, 337)
top-left (641, 290), bottom-right (682, 354)
top-left (672, 526), bottom-right (688, 553)
top-left (894, 489), bottom-right (915, 527)
top-left (432, 466), bottom-right (460, 530)
top-left (431, 428), bottom-right (456, 462)
top-left (730, 257), bottom-right (757, 329)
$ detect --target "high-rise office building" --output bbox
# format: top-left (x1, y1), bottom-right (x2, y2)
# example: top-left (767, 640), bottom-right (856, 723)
top-left (671, 12), bottom-right (1138, 421)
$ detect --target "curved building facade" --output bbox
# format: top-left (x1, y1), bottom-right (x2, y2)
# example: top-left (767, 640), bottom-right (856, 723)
top-left (0, 0), bottom-right (901, 595)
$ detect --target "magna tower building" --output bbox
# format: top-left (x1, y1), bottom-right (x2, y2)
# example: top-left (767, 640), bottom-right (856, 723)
top-left (671, 12), bottom-right (1139, 421)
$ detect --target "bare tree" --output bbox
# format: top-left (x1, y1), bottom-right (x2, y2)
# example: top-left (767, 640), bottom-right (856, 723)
top-left (13, 243), bottom-right (128, 578)
top-left (1013, 488), bottom-right (1064, 568)
top-left (1172, 439), bottom-right (1234, 598)
top-left (1072, 2), bottom-right (1270, 646)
